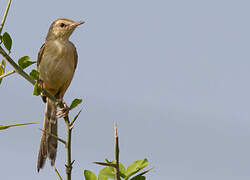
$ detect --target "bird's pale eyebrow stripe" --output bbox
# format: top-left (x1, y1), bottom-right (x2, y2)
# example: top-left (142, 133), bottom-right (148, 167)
top-left (55, 21), bottom-right (64, 26)
top-left (58, 18), bottom-right (75, 23)
top-left (55, 18), bottom-right (75, 25)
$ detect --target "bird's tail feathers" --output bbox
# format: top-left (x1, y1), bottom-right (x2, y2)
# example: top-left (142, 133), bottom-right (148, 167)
top-left (37, 98), bottom-right (58, 172)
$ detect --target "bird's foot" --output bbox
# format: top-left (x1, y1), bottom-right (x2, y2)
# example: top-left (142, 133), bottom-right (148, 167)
top-left (57, 100), bottom-right (69, 118)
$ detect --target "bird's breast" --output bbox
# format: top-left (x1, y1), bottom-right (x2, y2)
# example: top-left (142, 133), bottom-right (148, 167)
top-left (39, 40), bottom-right (76, 93)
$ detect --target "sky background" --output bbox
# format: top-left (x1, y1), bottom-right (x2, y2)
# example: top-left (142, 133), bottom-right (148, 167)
top-left (1, 0), bottom-right (250, 179)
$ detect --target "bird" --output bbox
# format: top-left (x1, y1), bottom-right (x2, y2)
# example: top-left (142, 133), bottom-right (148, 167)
top-left (36, 18), bottom-right (84, 172)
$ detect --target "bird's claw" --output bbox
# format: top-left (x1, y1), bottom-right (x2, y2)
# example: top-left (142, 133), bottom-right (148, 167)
top-left (57, 100), bottom-right (69, 118)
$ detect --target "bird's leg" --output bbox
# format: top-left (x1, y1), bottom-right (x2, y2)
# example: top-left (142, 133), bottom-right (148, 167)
top-left (56, 99), bottom-right (70, 118)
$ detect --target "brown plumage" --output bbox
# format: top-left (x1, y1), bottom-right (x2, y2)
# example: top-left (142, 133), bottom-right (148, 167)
top-left (37, 18), bottom-right (84, 172)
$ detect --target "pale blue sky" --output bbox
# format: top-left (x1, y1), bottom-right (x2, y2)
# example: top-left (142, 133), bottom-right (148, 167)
top-left (1, 0), bottom-right (250, 179)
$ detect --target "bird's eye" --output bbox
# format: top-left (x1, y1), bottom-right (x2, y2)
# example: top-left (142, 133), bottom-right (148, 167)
top-left (60, 23), bottom-right (65, 28)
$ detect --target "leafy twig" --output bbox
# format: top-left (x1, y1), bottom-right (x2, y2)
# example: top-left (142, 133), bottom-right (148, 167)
top-left (0, 46), bottom-right (35, 84)
top-left (93, 123), bottom-right (121, 180)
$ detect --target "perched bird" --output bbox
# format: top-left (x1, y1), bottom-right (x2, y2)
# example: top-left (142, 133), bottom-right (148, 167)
top-left (37, 18), bottom-right (84, 172)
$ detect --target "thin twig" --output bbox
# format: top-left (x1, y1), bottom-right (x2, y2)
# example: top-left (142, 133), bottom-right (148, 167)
top-left (53, 166), bottom-right (63, 180)
top-left (114, 122), bottom-right (120, 180)
top-left (65, 118), bottom-right (73, 180)
top-left (0, 46), bottom-right (60, 104)
top-left (39, 128), bottom-right (66, 145)
top-left (0, 46), bottom-right (35, 84)
top-left (0, 0), bottom-right (12, 35)
top-left (93, 161), bottom-right (116, 167)
top-left (0, 69), bottom-right (15, 80)
top-left (70, 109), bottom-right (82, 126)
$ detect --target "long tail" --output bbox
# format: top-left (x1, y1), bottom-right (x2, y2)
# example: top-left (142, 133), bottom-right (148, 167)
top-left (37, 98), bottom-right (58, 172)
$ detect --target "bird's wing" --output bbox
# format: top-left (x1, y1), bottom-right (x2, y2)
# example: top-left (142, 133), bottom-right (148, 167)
top-left (37, 43), bottom-right (47, 102)
top-left (71, 42), bottom-right (78, 70)
top-left (37, 43), bottom-right (46, 68)
top-left (74, 48), bottom-right (78, 70)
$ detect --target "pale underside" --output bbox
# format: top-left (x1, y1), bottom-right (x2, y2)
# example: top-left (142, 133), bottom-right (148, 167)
top-left (38, 39), bottom-right (77, 97)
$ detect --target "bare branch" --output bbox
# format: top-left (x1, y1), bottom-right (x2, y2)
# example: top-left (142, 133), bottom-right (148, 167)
top-left (0, 0), bottom-right (12, 34)
top-left (93, 161), bottom-right (116, 168)
top-left (39, 128), bottom-right (66, 145)
top-left (0, 69), bottom-right (15, 80)
top-left (114, 122), bottom-right (120, 180)
top-left (53, 166), bottom-right (63, 180)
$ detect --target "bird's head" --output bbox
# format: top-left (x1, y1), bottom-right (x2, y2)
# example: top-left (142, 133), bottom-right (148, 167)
top-left (46, 18), bottom-right (84, 41)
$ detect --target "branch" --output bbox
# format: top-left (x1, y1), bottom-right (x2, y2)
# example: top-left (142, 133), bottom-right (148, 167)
top-left (0, 46), bottom-right (35, 84)
top-left (0, 0), bottom-right (12, 35)
top-left (53, 166), bottom-right (63, 180)
top-left (65, 117), bottom-right (73, 180)
top-left (114, 122), bottom-right (120, 180)
top-left (70, 109), bottom-right (82, 126)
top-left (39, 128), bottom-right (66, 145)
top-left (0, 69), bottom-right (15, 80)
top-left (93, 161), bottom-right (116, 168)
top-left (0, 46), bottom-right (61, 104)
top-left (94, 123), bottom-right (121, 180)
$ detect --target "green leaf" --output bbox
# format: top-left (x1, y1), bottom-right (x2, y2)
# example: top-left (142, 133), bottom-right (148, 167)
top-left (0, 66), bottom-right (4, 75)
top-left (130, 175), bottom-right (146, 180)
top-left (98, 175), bottom-right (108, 180)
top-left (0, 61), bottom-right (5, 85)
top-left (0, 122), bottom-right (39, 130)
top-left (98, 166), bottom-right (115, 179)
top-left (69, 98), bottom-right (82, 110)
top-left (0, 68), bottom-right (3, 84)
top-left (98, 162), bottom-right (125, 179)
top-left (2, 32), bottom-right (12, 52)
top-left (119, 163), bottom-right (126, 178)
top-left (84, 170), bottom-right (97, 180)
top-left (105, 158), bottom-right (111, 163)
top-left (125, 159), bottom-right (149, 179)
top-left (1, 59), bottom-right (6, 68)
top-left (18, 56), bottom-right (36, 69)
top-left (33, 81), bottom-right (42, 96)
top-left (29, 69), bottom-right (39, 80)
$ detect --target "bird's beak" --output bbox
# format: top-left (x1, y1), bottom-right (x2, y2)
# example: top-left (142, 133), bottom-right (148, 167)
top-left (71, 21), bottom-right (85, 28)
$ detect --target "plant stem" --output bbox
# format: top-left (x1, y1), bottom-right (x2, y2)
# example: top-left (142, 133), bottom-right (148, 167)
top-left (0, 0), bottom-right (12, 35)
top-left (0, 69), bottom-right (15, 80)
top-left (0, 46), bottom-right (35, 84)
top-left (0, 46), bottom-right (58, 103)
top-left (39, 128), bottom-right (66, 145)
top-left (65, 119), bottom-right (73, 180)
top-left (54, 167), bottom-right (63, 180)
top-left (114, 122), bottom-right (120, 180)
